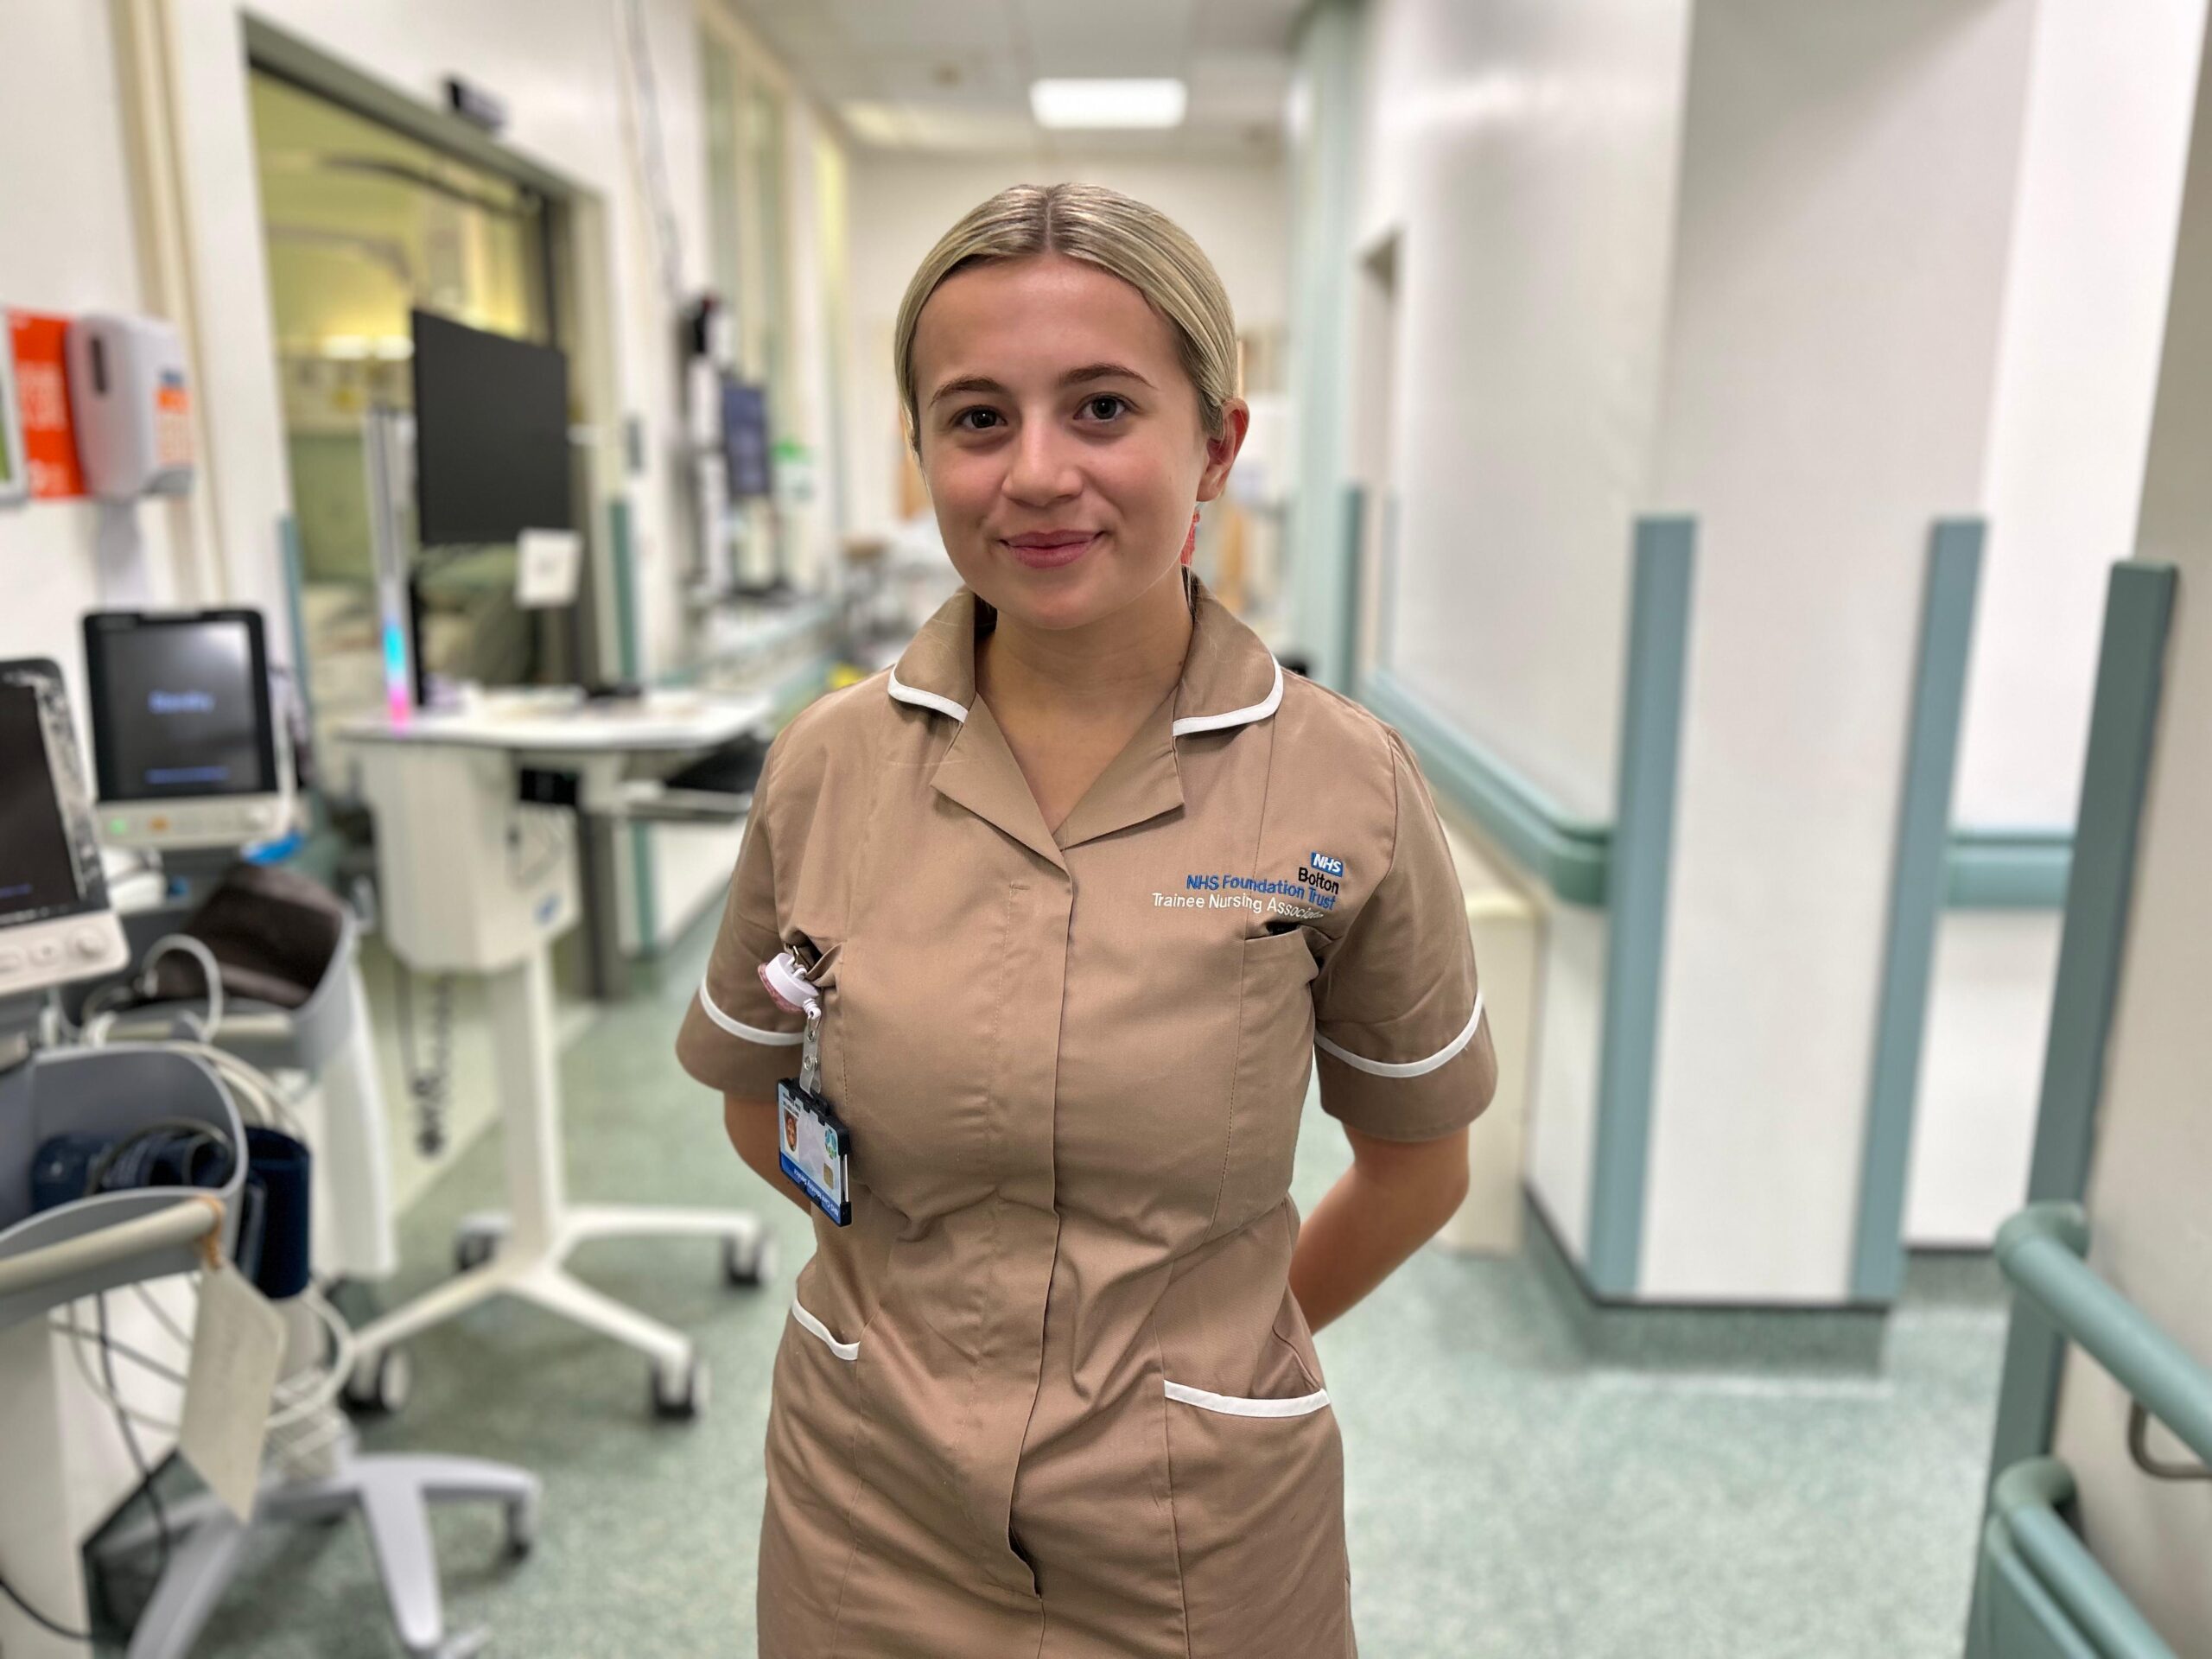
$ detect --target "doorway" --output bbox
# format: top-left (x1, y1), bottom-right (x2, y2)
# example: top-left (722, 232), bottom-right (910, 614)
top-left (247, 66), bottom-right (566, 761)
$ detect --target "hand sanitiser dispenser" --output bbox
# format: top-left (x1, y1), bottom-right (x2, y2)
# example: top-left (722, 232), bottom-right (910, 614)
top-left (63, 315), bottom-right (195, 501)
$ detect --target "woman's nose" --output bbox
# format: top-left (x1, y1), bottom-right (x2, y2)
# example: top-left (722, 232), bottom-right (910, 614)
top-left (1001, 423), bottom-right (1079, 505)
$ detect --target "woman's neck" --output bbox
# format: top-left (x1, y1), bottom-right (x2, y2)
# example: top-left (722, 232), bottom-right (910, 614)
top-left (975, 567), bottom-right (1193, 727)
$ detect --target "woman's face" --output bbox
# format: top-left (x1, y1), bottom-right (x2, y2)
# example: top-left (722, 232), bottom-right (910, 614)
top-left (909, 252), bottom-right (1246, 632)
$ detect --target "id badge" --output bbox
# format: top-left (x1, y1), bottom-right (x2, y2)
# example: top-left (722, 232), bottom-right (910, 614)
top-left (777, 1079), bottom-right (852, 1226)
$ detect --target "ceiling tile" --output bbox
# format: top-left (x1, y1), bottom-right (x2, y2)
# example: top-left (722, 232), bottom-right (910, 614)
top-left (1188, 0), bottom-right (1305, 53)
top-left (829, 0), bottom-right (1018, 53)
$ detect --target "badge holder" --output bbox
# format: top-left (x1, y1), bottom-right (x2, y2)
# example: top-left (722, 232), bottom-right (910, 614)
top-left (759, 948), bottom-right (852, 1226)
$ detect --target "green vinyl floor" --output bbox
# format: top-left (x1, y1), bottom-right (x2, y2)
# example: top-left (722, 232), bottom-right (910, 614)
top-left (90, 910), bottom-right (2007, 1658)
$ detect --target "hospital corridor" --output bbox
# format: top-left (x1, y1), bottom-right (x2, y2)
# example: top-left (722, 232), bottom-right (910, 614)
top-left (3, 2), bottom-right (2210, 1656)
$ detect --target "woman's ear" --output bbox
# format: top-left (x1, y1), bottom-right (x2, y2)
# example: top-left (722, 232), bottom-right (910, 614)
top-left (1196, 397), bottom-right (1250, 503)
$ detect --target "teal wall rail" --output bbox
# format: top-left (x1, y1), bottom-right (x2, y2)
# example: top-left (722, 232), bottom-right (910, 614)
top-left (1338, 483), bottom-right (1366, 697)
top-left (1982, 1459), bottom-right (2177, 1659)
top-left (1583, 517), bottom-right (1695, 1296)
top-left (1948, 827), bottom-right (2071, 908)
top-left (1853, 520), bottom-right (1984, 1300)
top-left (1996, 1204), bottom-right (2212, 1466)
top-left (1967, 1202), bottom-right (2211, 1659)
top-left (1986, 562), bottom-right (2177, 1484)
top-left (1357, 667), bottom-right (1612, 906)
top-left (1359, 518), bottom-right (1691, 1296)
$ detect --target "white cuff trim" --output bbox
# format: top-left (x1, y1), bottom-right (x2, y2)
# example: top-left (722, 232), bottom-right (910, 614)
top-left (887, 670), bottom-right (969, 723)
top-left (696, 980), bottom-right (804, 1046)
top-left (1314, 990), bottom-right (1484, 1079)
top-left (1172, 657), bottom-right (1284, 736)
top-left (1164, 1378), bottom-right (1331, 1418)
top-left (791, 1298), bottom-right (859, 1362)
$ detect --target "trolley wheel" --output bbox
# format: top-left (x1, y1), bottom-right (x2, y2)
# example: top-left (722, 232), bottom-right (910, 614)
top-left (454, 1230), bottom-right (498, 1274)
top-left (722, 1232), bottom-right (775, 1288)
top-left (343, 1345), bottom-right (412, 1416)
top-left (650, 1352), bottom-right (709, 1421)
top-left (504, 1495), bottom-right (539, 1559)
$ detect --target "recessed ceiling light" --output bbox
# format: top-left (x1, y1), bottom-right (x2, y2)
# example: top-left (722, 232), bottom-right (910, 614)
top-left (1029, 78), bottom-right (1188, 130)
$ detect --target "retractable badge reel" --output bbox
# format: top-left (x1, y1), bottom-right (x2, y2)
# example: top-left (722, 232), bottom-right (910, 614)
top-left (759, 945), bottom-right (852, 1225)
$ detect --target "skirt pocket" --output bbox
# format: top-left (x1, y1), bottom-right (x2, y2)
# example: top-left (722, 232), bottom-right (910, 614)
top-left (1161, 1370), bottom-right (1354, 1659)
top-left (758, 1295), bottom-right (868, 1652)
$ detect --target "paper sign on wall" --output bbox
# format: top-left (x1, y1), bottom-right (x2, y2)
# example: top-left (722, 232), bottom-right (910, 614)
top-left (7, 311), bottom-right (86, 499)
top-left (517, 528), bottom-right (582, 608)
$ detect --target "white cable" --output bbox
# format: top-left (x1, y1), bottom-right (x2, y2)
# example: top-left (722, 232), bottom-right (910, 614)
top-left (130, 1278), bottom-right (197, 1350)
top-left (59, 1304), bottom-right (182, 1435)
top-left (139, 934), bottom-right (226, 1043)
top-left (264, 1285), bottom-right (354, 1429)
top-left (50, 1308), bottom-right (191, 1389)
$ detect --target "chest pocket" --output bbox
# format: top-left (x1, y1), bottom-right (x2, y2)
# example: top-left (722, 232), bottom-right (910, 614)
top-left (1211, 928), bottom-right (1319, 1235)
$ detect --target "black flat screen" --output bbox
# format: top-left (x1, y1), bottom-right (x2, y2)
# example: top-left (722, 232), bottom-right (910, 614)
top-left (721, 378), bottom-right (772, 499)
top-left (0, 683), bottom-right (82, 925)
top-left (84, 613), bottom-right (276, 801)
top-left (411, 308), bottom-right (573, 546)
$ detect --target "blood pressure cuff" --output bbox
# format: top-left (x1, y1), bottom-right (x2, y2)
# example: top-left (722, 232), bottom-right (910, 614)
top-left (150, 862), bottom-right (347, 1011)
top-left (31, 1126), bottom-right (313, 1300)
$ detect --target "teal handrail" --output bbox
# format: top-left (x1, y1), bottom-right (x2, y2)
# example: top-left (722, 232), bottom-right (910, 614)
top-left (1995, 1203), bottom-right (2212, 1467)
top-left (1986, 1460), bottom-right (2176, 1659)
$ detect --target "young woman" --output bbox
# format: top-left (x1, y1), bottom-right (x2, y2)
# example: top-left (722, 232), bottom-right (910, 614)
top-left (677, 182), bottom-right (1497, 1658)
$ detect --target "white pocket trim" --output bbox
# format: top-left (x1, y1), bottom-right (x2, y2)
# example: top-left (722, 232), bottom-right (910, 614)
top-left (1163, 1378), bottom-right (1331, 1418)
top-left (791, 1297), bottom-right (859, 1363)
top-left (696, 980), bottom-right (804, 1046)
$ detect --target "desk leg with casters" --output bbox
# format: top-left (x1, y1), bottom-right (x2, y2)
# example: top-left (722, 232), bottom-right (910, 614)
top-left (343, 944), bottom-right (765, 1418)
top-left (99, 1297), bottom-right (541, 1659)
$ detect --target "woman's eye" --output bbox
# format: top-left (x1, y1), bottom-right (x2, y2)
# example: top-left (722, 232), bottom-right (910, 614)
top-left (1080, 394), bottom-right (1128, 422)
top-left (954, 408), bottom-right (1002, 432)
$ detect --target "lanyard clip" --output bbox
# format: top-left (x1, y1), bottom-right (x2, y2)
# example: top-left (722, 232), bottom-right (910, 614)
top-left (758, 947), bottom-right (822, 1017)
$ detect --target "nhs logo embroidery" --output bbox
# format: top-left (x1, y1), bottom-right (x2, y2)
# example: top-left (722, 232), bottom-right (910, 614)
top-left (1299, 851), bottom-right (1344, 899)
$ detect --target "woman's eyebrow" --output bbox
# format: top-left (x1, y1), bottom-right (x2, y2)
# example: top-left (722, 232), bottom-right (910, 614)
top-left (1063, 362), bottom-right (1154, 389)
top-left (929, 374), bottom-right (1007, 406)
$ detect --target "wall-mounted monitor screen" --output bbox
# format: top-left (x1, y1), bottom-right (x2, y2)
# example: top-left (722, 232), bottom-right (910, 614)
top-left (411, 308), bottom-right (572, 546)
top-left (721, 378), bottom-right (772, 500)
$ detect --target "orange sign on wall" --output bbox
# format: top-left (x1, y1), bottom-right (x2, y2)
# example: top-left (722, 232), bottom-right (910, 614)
top-left (7, 311), bottom-right (86, 499)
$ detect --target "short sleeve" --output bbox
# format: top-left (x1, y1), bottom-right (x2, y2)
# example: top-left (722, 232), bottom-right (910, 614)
top-left (673, 729), bottom-right (805, 1101)
top-left (1313, 728), bottom-right (1498, 1141)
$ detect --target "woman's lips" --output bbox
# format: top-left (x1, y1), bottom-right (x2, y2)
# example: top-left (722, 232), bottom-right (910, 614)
top-left (1001, 531), bottom-right (1098, 569)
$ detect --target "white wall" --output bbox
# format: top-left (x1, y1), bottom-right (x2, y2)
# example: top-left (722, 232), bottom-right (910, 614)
top-left (1639, 0), bottom-right (2037, 1300)
top-left (1353, 0), bottom-right (1694, 823)
top-left (0, 1), bottom-right (197, 702)
top-left (1904, 0), bottom-right (2207, 1253)
top-left (842, 150), bottom-right (1289, 543)
top-left (1904, 913), bottom-right (2056, 1246)
top-left (164, 0), bottom-right (715, 682)
top-left (2052, 16), bottom-right (2212, 1631)
top-left (1959, 0), bottom-right (2207, 831)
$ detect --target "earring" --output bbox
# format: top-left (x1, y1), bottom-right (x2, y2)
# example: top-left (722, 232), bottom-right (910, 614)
top-left (1180, 509), bottom-right (1199, 566)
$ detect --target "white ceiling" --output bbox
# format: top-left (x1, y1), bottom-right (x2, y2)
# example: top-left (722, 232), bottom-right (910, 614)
top-left (723, 0), bottom-right (1307, 156)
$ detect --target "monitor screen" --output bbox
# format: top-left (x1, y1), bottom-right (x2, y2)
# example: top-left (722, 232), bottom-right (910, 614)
top-left (721, 378), bottom-right (772, 499)
top-left (0, 683), bottom-right (79, 925)
top-left (411, 308), bottom-right (573, 546)
top-left (83, 611), bottom-right (277, 802)
top-left (0, 669), bottom-right (102, 929)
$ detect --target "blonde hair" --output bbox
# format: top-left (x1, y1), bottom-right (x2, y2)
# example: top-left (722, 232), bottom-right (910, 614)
top-left (893, 182), bottom-right (1240, 448)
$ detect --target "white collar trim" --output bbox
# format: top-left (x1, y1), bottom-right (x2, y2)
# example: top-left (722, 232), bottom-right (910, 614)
top-left (887, 652), bottom-right (1282, 736)
top-left (1171, 656), bottom-right (1284, 737)
top-left (887, 669), bottom-right (969, 723)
